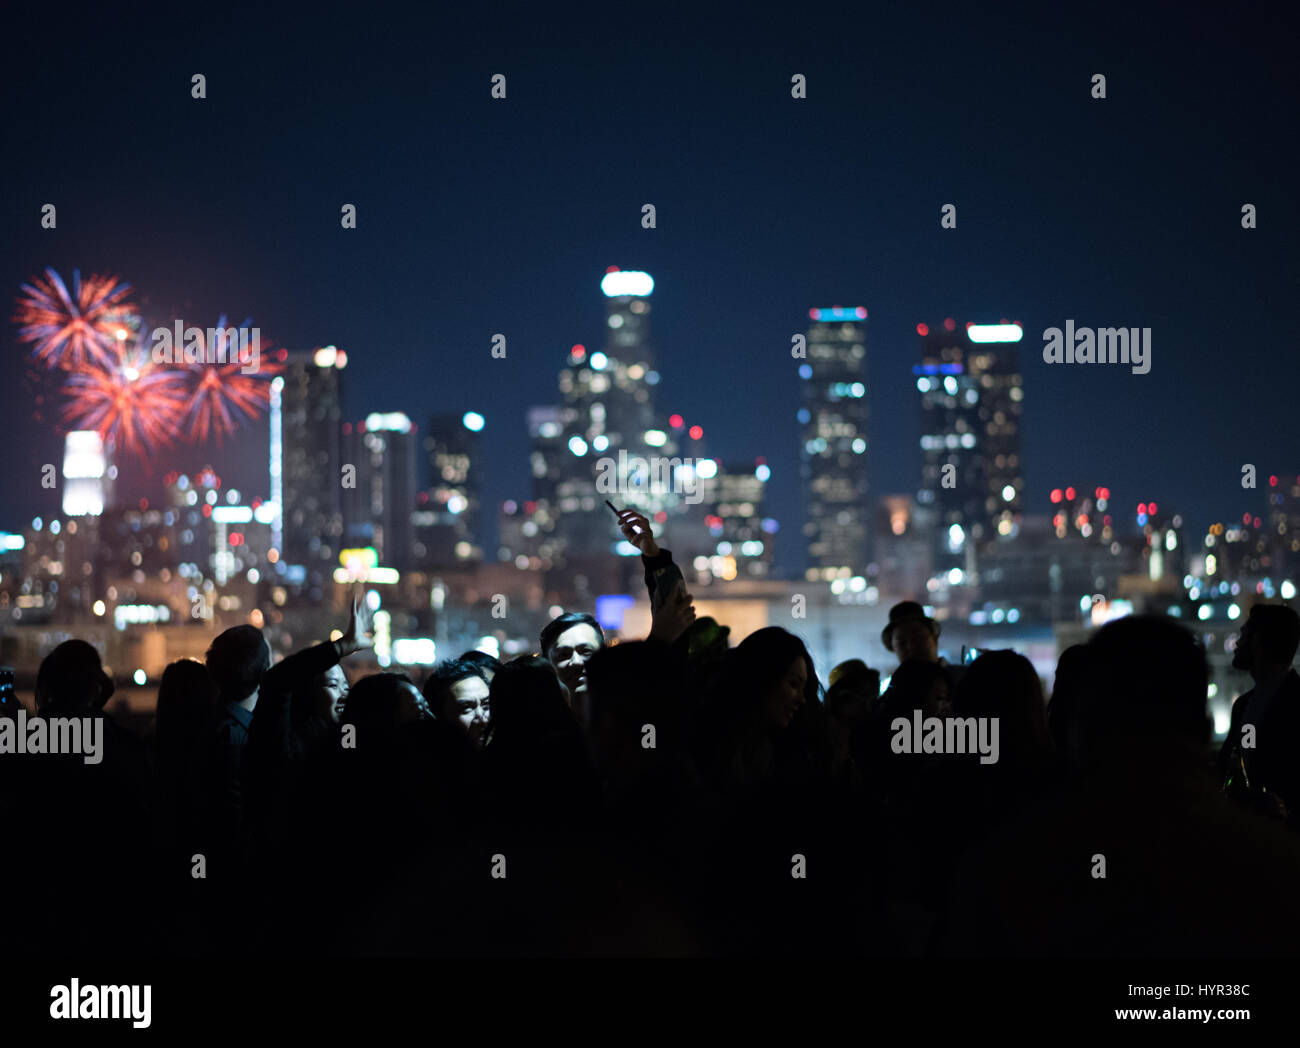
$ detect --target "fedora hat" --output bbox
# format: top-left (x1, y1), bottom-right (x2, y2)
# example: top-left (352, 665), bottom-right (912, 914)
top-left (882, 601), bottom-right (939, 653)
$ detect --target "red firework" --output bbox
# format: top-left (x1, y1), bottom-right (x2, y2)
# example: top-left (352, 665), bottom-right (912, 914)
top-left (62, 349), bottom-right (189, 459)
top-left (14, 267), bottom-right (136, 370)
top-left (183, 323), bottom-right (282, 443)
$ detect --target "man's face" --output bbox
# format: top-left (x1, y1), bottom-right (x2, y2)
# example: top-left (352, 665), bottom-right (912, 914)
top-left (1232, 621), bottom-right (1256, 672)
top-left (893, 620), bottom-right (938, 664)
top-left (446, 675), bottom-right (490, 745)
top-left (549, 624), bottom-right (601, 701)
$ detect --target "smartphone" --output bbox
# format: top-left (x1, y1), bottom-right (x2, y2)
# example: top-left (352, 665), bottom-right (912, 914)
top-left (962, 646), bottom-right (982, 665)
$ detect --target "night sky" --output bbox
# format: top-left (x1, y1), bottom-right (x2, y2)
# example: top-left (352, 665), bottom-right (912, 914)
top-left (3, 3), bottom-right (1296, 575)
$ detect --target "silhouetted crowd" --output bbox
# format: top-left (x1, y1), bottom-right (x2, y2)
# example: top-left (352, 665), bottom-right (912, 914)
top-left (4, 512), bottom-right (1300, 956)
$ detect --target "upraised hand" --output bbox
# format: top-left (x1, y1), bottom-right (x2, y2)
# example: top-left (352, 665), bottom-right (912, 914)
top-left (338, 592), bottom-right (375, 656)
top-left (616, 508), bottom-right (660, 558)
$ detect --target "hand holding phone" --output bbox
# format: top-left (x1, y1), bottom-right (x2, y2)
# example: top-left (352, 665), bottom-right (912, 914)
top-left (607, 501), bottom-right (660, 558)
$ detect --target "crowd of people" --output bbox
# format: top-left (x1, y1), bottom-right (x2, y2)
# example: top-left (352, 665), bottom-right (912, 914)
top-left (4, 508), bottom-right (1300, 956)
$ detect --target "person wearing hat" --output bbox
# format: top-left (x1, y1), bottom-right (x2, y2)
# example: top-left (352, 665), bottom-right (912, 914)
top-left (882, 601), bottom-right (941, 667)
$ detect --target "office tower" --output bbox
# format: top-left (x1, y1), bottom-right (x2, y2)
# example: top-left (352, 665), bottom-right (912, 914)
top-left (342, 412), bottom-right (419, 571)
top-left (527, 405), bottom-right (570, 511)
top-left (1048, 485), bottom-right (1116, 543)
top-left (872, 494), bottom-right (934, 600)
top-left (19, 516), bottom-right (99, 622)
top-left (1266, 473), bottom-right (1300, 581)
top-left (976, 514), bottom-right (1141, 625)
top-left (413, 411), bottom-right (484, 569)
top-left (554, 268), bottom-right (676, 562)
top-left (278, 347), bottom-right (346, 601)
top-left (915, 319), bottom-right (1024, 571)
top-left (61, 431), bottom-right (113, 517)
top-left (800, 306), bottom-right (869, 581)
top-left (705, 459), bottom-right (775, 580)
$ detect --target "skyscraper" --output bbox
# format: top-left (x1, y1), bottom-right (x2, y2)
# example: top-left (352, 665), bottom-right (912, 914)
top-left (61, 431), bottom-right (112, 518)
top-left (800, 306), bottom-right (869, 581)
top-left (413, 411), bottom-right (484, 569)
top-left (554, 268), bottom-right (674, 562)
top-left (915, 320), bottom-right (1024, 573)
top-left (278, 347), bottom-right (346, 601)
top-left (341, 411), bottom-right (419, 571)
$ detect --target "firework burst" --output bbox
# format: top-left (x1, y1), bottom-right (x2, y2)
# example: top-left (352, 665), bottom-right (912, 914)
top-left (62, 348), bottom-right (189, 459)
top-left (13, 267), bottom-right (136, 370)
top-left (182, 316), bottom-right (281, 443)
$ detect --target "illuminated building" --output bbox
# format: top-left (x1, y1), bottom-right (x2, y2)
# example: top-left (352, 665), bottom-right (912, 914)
top-left (916, 318), bottom-right (1024, 571)
top-left (976, 514), bottom-right (1142, 624)
top-left (553, 269), bottom-right (680, 573)
top-left (277, 348), bottom-right (346, 601)
top-left (413, 412), bottom-right (484, 569)
top-left (61, 431), bottom-right (113, 517)
top-left (800, 306), bottom-right (870, 580)
top-left (871, 494), bottom-right (933, 601)
top-left (685, 459), bottom-right (775, 585)
top-left (342, 412), bottom-right (419, 572)
top-left (1266, 473), bottom-right (1300, 580)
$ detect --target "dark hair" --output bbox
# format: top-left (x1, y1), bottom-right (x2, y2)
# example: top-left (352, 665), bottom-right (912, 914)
top-left (457, 649), bottom-right (501, 677)
top-left (423, 658), bottom-right (488, 709)
top-left (35, 639), bottom-right (112, 713)
top-left (586, 641), bottom-right (682, 732)
top-left (341, 672), bottom-right (418, 744)
top-left (485, 655), bottom-right (576, 745)
top-left (827, 659), bottom-right (879, 715)
top-left (954, 650), bottom-right (1053, 770)
top-left (881, 660), bottom-right (949, 718)
top-left (205, 625), bottom-right (270, 701)
top-left (1246, 604), bottom-right (1300, 665)
top-left (1086, 615), bottom-right (1208, 745)
top-left (539, 613), bottom-right (604, 660)
top-left (157, 658), bottom-right (219, 755)
top-left (706, 628), bottom-right (820, 735)
top-left (1048, 644), bottom-right (1094, 764)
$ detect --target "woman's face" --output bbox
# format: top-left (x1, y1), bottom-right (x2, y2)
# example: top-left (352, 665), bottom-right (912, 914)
top-left (445, 675), bottom-right (490, 746)
top-left (766, 656), bottom-right (809, 729)
top-left (316, 665), bottom-right (349, 724)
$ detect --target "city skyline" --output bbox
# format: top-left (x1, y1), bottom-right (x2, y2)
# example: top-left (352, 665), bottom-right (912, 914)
top-left (3, 5), bottom-right (1297, 580)
top-left (3, 260), bottom-right (1297, 581)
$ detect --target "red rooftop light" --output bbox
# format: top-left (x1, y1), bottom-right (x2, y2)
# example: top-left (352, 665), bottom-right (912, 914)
top-left (689, 425), bottom-right (703, 440)
top-left (916, 323), bottom-right (929, 336)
